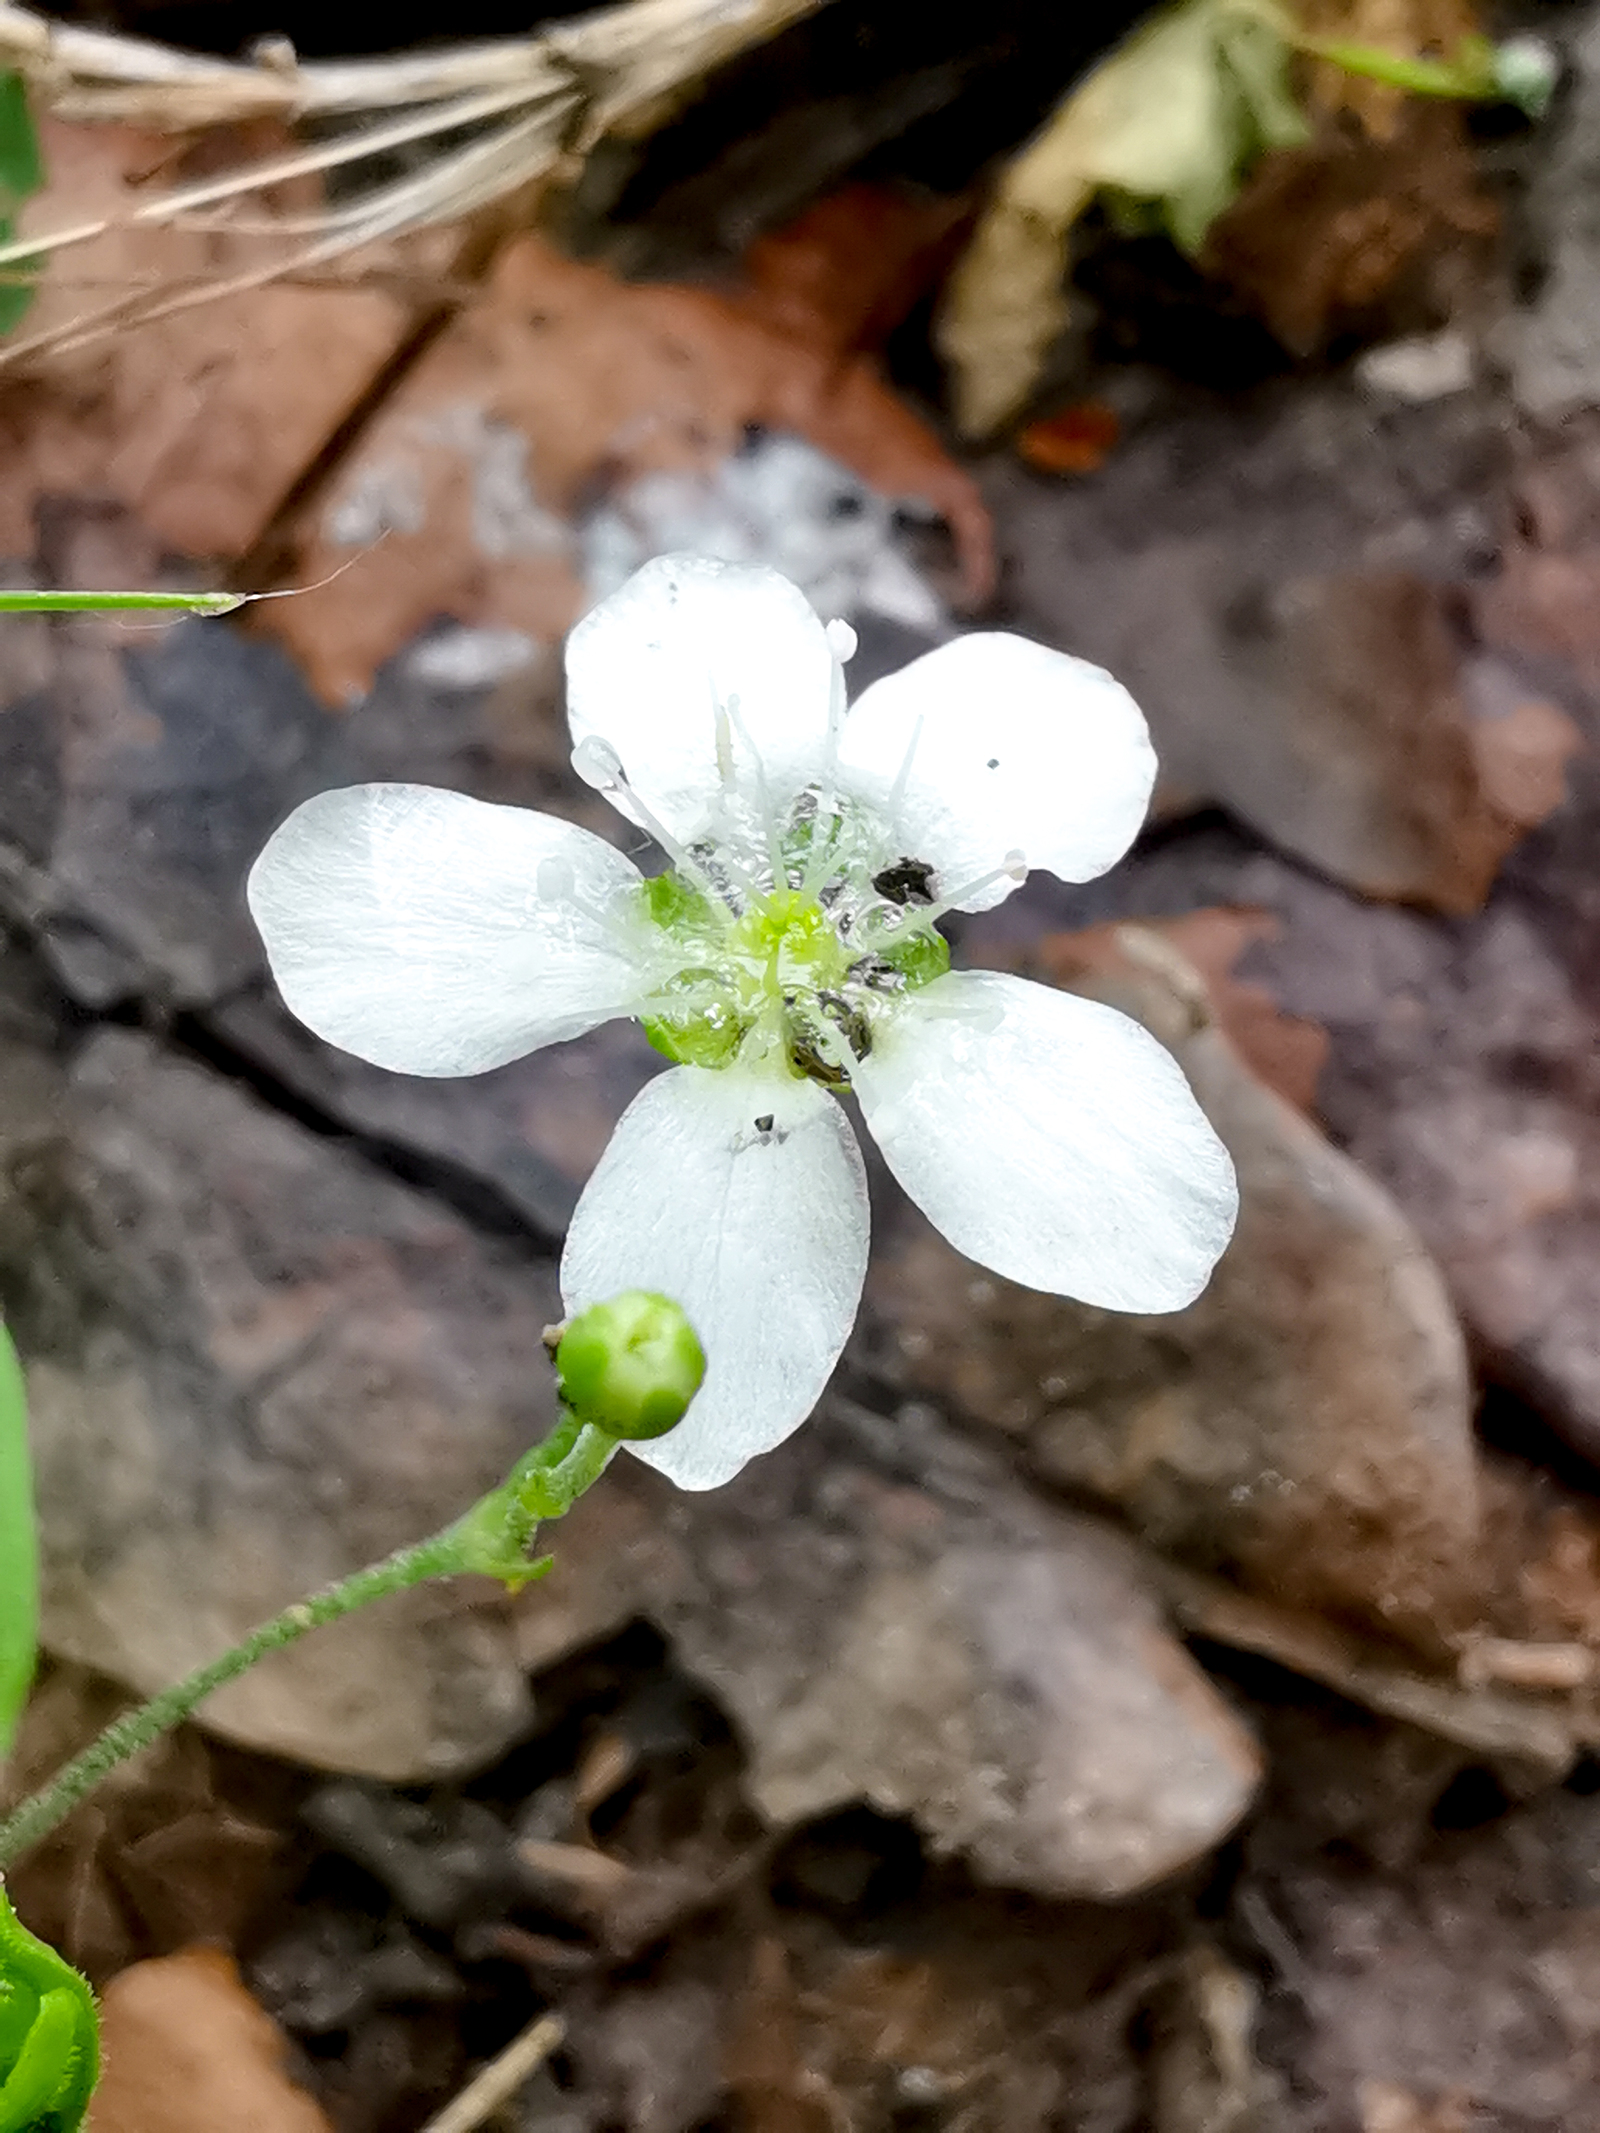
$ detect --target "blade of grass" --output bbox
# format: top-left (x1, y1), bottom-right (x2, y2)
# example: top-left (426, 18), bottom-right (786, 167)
top-left (0, 589), bottom-right (245, 614)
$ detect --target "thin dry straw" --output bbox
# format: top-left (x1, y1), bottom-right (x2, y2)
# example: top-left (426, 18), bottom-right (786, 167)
top-left (0, 0), bottom-right (820, 363)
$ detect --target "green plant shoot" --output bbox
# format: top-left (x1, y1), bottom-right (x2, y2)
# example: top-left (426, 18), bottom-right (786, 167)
top-left (0, 1330), bottom-right (34, 1761)
top-left (0, 592), bottom-right (247, 616)
top-left (0, 1884), bottom-right (98, 2133)
top-left (0, 74), bottom-right (42, 337)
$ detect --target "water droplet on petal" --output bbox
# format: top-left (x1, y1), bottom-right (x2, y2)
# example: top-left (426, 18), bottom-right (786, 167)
top-left (572, 735), bottom-right (624, 790)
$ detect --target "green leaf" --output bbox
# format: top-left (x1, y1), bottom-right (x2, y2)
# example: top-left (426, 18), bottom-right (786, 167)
top-left (0, 74), bottom-right (44, 339)
top-left (0, 76), bottom-right (41, 207)
top-left (0, 1885), bottom-right (98, 2133)
top-left (0, 1328), bottom-right (36, 1761)
top-left (940, 0), bottom-right (1309, 432)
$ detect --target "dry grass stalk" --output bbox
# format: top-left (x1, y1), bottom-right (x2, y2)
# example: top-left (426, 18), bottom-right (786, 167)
top-left (0, 0), bottom-right (820, 363)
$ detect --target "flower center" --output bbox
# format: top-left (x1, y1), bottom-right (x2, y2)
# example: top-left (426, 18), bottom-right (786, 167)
top-left (636, 790), bottom-right (950, 1083)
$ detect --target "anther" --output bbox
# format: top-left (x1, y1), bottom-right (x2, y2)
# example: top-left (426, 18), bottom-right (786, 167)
top-left (921, 849), bottom-right (1028, 921)
top-left (887, 714), bottom-right (925, 821)
top-left (572, 735), bottom-right (624, 791)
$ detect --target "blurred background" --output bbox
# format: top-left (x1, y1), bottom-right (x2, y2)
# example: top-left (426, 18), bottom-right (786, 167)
top-left (3, 0), bottom-right (1600, 2125)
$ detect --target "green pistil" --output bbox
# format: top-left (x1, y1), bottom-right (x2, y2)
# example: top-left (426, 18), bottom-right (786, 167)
top-left (642, 975), bottom-right (748, 1067)
top-left (637, 859), bottom-right (949, 1081)
top-left (728, 889), bottom-right (852, 995)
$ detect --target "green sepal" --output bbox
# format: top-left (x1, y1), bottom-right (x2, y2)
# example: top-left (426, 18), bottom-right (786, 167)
top-left (0, 1884), bottom-right (98, 2133)
top-left (877, 925), bottom-right (951, 991)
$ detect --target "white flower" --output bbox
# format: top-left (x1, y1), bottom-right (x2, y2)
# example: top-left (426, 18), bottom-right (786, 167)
top-left (248, 555), bottom-right (1238, 1490)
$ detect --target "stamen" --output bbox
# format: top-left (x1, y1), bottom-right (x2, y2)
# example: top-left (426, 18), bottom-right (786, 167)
top-left (822, 631), bottom-right (852, 779)
top-left (803, 1012), bottom-right (857, 1077)
top-left (887, 714), bottom-right (925, 822)
top-left (713, 700), bottom-right (736, 789)
top-left (799, 793), bottom-right (843, 900)
top-left (571, 733), bottom-right (737, 922)
top-left (920, 848), bottom-right (1028, 922)
top-left (721, 690), bottom-right (786, 888)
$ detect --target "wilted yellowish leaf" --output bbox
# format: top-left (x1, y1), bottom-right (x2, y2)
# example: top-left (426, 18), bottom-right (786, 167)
top-left (938, 0), bottom-right (1307, 434)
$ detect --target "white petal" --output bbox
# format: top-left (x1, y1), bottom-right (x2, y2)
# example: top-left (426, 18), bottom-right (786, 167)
top-left (561, 1064), bottom-right (869, 1490)
top-left (854, 970), bottom-right (1237, 1308)
top-left (837, 633), bottom-right (1156, 910)
top-left (248, 784), bottom-right (660, 1076)
top-left (565, 554), bottom-right (838, 845)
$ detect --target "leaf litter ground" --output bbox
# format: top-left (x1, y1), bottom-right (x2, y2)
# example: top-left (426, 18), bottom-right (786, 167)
top-left (4, 0), bottom-right (1600, 2127)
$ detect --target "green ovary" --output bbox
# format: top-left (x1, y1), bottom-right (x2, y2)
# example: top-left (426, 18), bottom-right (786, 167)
top-left (637, 867), bottom-right (948, 1080)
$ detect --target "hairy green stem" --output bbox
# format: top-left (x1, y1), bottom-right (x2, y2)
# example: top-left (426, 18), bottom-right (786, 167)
top-left (0, 1531), bottom-right (457, 1867)
top-left (0, 1416), bottom-right (617, 1868)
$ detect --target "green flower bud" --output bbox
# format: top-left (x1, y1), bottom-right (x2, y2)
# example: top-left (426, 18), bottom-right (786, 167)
top-left (555, 1291), bottom-right (706, 1441)
top-left (0, 1883), bottom-right (98, 2133)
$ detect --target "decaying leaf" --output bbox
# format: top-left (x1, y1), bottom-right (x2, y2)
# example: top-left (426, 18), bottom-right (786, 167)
top-left (0, 116), bottom-right (416, 561)
top-left (1108, 908), bottom-right (1329, 1114)
top-left (726, 1923), bottom-right (1155, 2133)
top-left (938, 0), bottom-right (1307, 434)
top-left (1016, 399), bottom-right (1121, 474)
top-left (262, 200), bottom-right (992, 701)
top-left (88, 1947), bottom-right (332, 2133)
top-left (1357, 2080), bottom-right (1471, 2133)
top-left (997, 437), bottom-right (1584, 906)
top-left (3, 1662), bottom-right (288, 1983)
top-left (1201, 99), bottom-right (1495, 354)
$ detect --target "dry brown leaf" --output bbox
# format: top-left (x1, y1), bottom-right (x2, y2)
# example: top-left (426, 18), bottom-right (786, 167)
top-left (89, 1946), bottom-right (333, 2133)
top-left (937, 0), bottom-right (1308, 435)
top-left (0, 117), bottom-right (417, 562)
top-left (1016, 400), bottom-right (1121, 474)
top-left (1467, 691), bottom-right (1586, 827)
top-left (3, 1662), bottom-right (290, 1982)
top-left (1186, 570), bottom-right (1574, 912)
top-left (1476, 431), bottom-right (1600, 694)
top-left (1201, 102), bottom-right (1496, 355)
top-left (1357, 2080), bottom-right (1471, 2133)
top-left (262, 198), bottom-right (993, 702)
top-left (724, 1939), bottom-right (839, 2133)
top-left (1520, 1506), bottom-right (1600, 1647)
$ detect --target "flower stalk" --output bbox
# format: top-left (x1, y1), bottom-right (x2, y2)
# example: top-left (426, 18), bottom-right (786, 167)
top-left (0, 1295), bottom-right (703, 1870)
